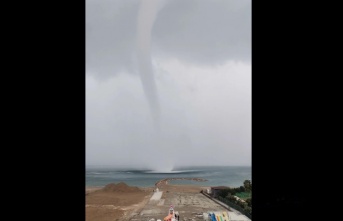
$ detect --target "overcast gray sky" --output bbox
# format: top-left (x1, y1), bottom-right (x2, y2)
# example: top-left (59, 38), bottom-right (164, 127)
top-left (86, 0), bottom-right (251, 170)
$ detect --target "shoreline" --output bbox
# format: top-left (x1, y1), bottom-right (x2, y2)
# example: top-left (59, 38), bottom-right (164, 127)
top-left (86, 177), bottom-right (211, 189)
top-left (155, 177), bottom-right (208, 187)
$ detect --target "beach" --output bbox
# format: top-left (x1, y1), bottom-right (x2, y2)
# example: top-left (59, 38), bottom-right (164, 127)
top-left (86, 178), bottom-right (251, 221)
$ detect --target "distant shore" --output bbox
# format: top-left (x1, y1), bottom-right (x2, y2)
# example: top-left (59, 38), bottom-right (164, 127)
top-left (155, 177), bottom-right (208, 187)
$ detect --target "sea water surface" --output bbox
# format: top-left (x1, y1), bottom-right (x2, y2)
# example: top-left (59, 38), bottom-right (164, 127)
top-left (86, 166), bottom-right (251, 188)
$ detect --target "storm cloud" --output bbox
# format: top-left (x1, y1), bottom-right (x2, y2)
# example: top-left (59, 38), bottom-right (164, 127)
top-left (86, 0), bottom-right (251, 169)
top-left (86, 0), bottom-right (251, 79)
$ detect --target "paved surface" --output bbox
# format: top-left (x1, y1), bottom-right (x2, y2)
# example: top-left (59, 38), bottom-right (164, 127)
top-left (130, 191), bottom-right (226, 221)
top-left (126, 185), bottom-right (251, 221)
top-left (201, 193), bottom-right (251, 221)
top-left (150, 191), bottom-right (163, 201)
top-left (129, 191), bottom-right (251, 221)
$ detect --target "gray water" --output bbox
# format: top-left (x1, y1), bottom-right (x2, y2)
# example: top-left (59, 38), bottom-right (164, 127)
top-left (86, 166), bottom-right (251, 188)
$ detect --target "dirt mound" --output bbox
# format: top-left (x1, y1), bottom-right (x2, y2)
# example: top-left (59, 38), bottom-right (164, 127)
top-left (101, 182), bottom-right (142, 193)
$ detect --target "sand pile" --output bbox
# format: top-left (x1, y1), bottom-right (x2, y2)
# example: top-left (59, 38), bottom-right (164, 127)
top-left (101, 182), bottom-right (142, 193)
top-left (86, 182), bottom-right (149, 221)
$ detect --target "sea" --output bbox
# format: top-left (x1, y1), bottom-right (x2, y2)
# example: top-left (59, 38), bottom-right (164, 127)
top-left (86, 166), bottom-right (251, 188)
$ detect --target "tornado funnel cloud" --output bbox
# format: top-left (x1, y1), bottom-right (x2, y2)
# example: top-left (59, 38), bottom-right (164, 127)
top-left (136, 0), bottom-right (160, 130)
top-left (136, 0), bottom-right (175, 171)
